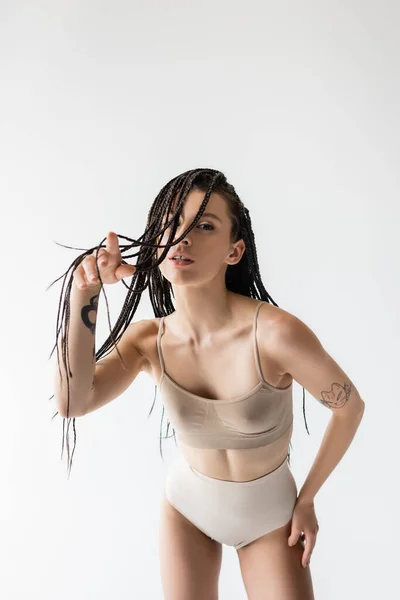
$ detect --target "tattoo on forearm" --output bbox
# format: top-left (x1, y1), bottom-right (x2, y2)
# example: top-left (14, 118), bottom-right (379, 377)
top-left (319, 382), bottom-right (353, 409)
top-left (81, 294), bottom-right (99, 334)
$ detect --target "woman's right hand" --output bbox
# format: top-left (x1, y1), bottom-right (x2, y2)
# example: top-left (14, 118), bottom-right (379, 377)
top-left (73, 231), bottom-right (136, 290)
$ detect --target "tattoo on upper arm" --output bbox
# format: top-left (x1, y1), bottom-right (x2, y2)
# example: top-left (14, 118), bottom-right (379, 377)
top-left (81, 294), bottom-right (99, 334)
top-left (319, 382), bottom-right (353, 409)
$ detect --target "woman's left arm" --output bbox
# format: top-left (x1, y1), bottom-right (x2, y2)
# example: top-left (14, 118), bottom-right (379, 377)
top-left (267, 312), bottom-right (366, 566)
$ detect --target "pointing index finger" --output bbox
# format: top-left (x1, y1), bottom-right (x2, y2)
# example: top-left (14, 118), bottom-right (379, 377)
top-left (105, 231), bottom-right (121, 261)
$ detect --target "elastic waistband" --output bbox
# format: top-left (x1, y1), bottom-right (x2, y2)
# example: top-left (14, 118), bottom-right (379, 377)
top-left (182, 455), bottom-right (290, 488)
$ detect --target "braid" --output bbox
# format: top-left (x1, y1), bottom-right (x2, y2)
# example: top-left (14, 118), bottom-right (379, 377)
top-left (48, 167), bottom-right (309, 477)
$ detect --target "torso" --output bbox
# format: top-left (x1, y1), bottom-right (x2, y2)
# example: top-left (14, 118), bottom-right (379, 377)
top-left (138, 293), bottom-right (294, 482)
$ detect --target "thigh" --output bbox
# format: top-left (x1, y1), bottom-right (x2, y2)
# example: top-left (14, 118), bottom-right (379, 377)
top-left (237, 519), bottom-right (315, 600)
top-left (158, 491), bottom-right (223, 600)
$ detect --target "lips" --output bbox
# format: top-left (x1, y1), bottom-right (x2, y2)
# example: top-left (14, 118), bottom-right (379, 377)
top-left (168, 253), bottom-right (194, 262)
top-left (169, 257), bottom-right (194, 263)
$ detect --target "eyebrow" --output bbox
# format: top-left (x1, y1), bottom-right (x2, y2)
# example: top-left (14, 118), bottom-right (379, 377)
top-left (199, 212), bottom-right (222, 223)
top-left (167, 211), bottom-right (222, 224)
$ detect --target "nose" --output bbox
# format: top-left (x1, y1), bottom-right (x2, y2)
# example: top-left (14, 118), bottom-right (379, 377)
top-left (172, 221), bottom-right (193, 246)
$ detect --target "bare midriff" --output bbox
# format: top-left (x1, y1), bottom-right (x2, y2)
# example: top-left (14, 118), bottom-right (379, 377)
top-left (177, 422), bottom-right (293, 482)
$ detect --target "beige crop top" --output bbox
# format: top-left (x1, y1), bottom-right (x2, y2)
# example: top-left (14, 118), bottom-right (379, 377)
top-left (157, 301), bottom-right (293, 450)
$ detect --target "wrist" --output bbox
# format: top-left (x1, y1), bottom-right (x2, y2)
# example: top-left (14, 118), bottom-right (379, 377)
top-left (72, 280), bottom-right (102, 296)
top-left (296, 493), bottom-right (315, 506)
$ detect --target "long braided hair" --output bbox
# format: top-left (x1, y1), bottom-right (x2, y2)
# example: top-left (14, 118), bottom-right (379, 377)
top-left (48, 168), bottom-right (310, 478)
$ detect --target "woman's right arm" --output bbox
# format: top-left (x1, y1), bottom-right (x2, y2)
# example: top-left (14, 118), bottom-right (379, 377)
top-left (54, 281), bottom-right (148, 418)
top-left (53, 231), bottom-right (140, 417)
top-left (54, 281), bottom-right (101, 417)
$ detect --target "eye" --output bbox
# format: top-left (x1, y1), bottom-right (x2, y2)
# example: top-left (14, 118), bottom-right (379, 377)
top-left (161, 219), bottom-right (214, 231)
top-left (197, 223), bottom-right (214, 230)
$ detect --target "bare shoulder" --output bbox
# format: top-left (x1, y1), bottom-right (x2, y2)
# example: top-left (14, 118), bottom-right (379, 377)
top-left (257, 300), bottom-right (295, 333)
top-left (258, 302), bottom-right (316, 344)
top-left (127, 316), bottom-right (160, 375)
top-left (256, 301), bottom-right (299, 377)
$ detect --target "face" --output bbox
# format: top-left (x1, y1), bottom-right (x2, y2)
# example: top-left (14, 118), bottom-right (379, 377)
top-left (156, 188), bottom-right (245, 286)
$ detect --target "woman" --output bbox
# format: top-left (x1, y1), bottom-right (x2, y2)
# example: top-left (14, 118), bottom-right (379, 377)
top-left (52, 168), bottom-right (365, 599)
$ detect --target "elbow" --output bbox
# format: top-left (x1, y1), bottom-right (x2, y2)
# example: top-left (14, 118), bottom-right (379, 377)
top-left (352, 399), bottom-right (365, 425)
top-left (54, 394), bottom-right (87, 418)
top-left (53, 374), bottom-right (89, 418)
top-left (57, 406), bottom-right (79, 419)
top-left (58, 406), bottom-right (86, 419)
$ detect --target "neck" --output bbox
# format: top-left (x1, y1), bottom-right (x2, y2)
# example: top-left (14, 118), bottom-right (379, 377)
top-left (169, 284), bottom-right (235, 345)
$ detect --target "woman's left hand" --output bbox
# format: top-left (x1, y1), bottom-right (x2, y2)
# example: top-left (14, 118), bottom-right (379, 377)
top-left (288, 498), bottom-right (320, 568)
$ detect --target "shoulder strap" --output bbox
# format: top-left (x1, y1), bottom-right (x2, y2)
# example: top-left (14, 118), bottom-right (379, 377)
top-left (253, 301), bottom-right (266, 384)
top-left (157, 317), bottom-right (165, 375)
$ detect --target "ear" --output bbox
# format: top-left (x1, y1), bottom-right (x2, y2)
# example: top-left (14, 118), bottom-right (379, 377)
top-left (226, 239), bottom-right (246, 266)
